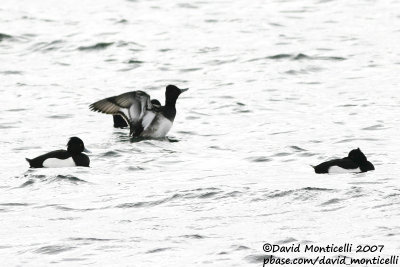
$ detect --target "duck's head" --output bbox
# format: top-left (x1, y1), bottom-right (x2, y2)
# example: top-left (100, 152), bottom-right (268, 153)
top-left (165, 85), bottom-right (188, 106)
top-left (348, 148), bottom-right (367, 164)
top-left (67, 137), bottom-right (89, 154)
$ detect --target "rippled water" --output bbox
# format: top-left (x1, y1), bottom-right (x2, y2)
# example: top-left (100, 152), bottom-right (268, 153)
top-left (1, 0), bottom-right (400, 265)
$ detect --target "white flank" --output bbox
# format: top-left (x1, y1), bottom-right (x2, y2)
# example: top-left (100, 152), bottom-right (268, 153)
top-left (328, 166), bottom-right (361, 174)
top-left (43, 157), bottom-right (76, 168)
top-left (152, 118), bottom-right (172, 137)
top-left (141, 115), bottom-right (173, 138)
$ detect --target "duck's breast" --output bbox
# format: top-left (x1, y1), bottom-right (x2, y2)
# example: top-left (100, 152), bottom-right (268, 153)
top-left (141, 114), bottom-right (172, 138)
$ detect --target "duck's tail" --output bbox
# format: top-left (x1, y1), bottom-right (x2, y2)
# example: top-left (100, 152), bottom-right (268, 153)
top-left (25, 158), bottom-right (33, 167)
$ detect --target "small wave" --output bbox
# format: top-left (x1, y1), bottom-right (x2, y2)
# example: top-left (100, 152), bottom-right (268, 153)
top-left (50, 205), bottom-right (98, 211)
top-left (320, 207), bottom-right (344, 212)
top-left (101, 151), bottom-right (121, 157)
top-left (270, 130), bottom-right (295, 135)
top-left (46, 114), bottom-right (73, 119)
top-left (320, 198), bottom-right (342, 206)
top-left (53, 175), bottom-right (87, 183)
top-left (78, 42), bottom-right (114, 51)
top-left (217, 190), bottom-right (243, 199)
top-left (60, 258), bottom-right (86, 262)
top-left (335, 138), bottom-right (380, 143)
top-left (30, 40), bottom-right (64, 52)
top-left (181, 234), bottom-right (205, 239)
top-left (117, 19), bottom-right (128, 24)
top-left (299, 152), bottom-right (317, 157)
top-left (293, 53), bottom-right (311, 60)
top-left (199, 191), bottom-right (219, 198)
top-left (265, 187), bottom-right (334, 200)
top-left (272, 152), bottom-right (291, 157)
top-left (0, 33), bottom-right (12, 41)
top-left (22, 174), bottom-right (88, 185)
top-left (266, 189), bottom-right (294, 199)
top-left (6, 108), bottom-right (27, 112)
top-left (34, 245), bottom-right (75, 255)
top-left (204, 58), bottom-right (237, 66)
top-left (146, 247), bottom-right (172, 253)
top-left (361, 124), bottom-right (385, 130)
top-left (177, 130), bottom-right (197, 135)
top-left (277, 237), bottom-right (298, 244)
top-left (180, 68), bottom-right (202, 72)
top-left (0, 202), bottom-right (30, 206)
top-left (127, 166), bottom-right (145, 171)
top-left (204, 19), bottom-right (218, 23)
top-left (267, 53), bottom-right (292, 59)
top-left (285, 69), bottom-right (309, 75)
top-left (0, 71), bottom-right (23, 75)
top-left (118, 188), bottom-right (225, 209)
top-left (126, 59), bottom-right (144, 64)
top-left (177, 3), bottom-right (198, 8)
top-left (232, 245), bottom-right (250, 251)
top-left (19, 179), bottom-right (35, 188)
top-left (290, 146), bottom-right (307, 152)
top-left (293, 53), bottom-right (346, 61)
top-left (166, 137), bottom-right (180, 142)
top-left (68, 237), bottom-right (116, 242)
top-left (344, 186), bottom-right (365, 198)
top-left (246, 156), bottom-right (272, 162)
top-left (249, 53), bottom-right (346, 62)
top-left (49, 217), bottom-right (77, 221)
top-left (0, 123), bottom-right (17, 129)
top-left (303, 187), bottom-right (334, 192)
top-left (245, 254), bottom-right (273, 264)
top-left (116, 194), bottom-right (181, 208)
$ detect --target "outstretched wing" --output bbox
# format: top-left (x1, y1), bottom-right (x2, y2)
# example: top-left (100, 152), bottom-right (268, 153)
top-left (89, 91), bottom-right (154, 136)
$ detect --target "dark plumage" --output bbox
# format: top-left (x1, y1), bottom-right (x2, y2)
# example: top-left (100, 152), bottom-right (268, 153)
top-left (313, 148), bottom-right (374, 174)
top-left (26, 137), bottom-right (90, 168)
top-left (90, 85), bottom-right (188, 137)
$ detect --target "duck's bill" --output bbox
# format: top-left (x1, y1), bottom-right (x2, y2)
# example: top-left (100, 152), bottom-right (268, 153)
top-left (180, 88), bottom-right (189, 93)
top-left (83, 148), bottom-right (91, 153)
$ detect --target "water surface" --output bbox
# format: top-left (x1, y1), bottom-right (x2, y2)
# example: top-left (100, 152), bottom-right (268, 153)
top-left (1, 0), bottom-right (399, 265)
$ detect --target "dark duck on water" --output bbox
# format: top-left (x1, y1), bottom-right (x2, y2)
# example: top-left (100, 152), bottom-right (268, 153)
top-left (312, 148), bottom-right (374, 174)
top-left (26, 137), bottom-right (90, 168)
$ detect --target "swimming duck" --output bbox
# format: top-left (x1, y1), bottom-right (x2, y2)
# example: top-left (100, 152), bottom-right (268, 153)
top-left (313, 148), bottom-right (374, 174)
top-left (26, 137), bottom-right (90, 168)
top-left (90, 85), bottom-right (188, 138)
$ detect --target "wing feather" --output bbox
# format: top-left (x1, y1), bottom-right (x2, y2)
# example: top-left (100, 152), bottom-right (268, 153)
top-left (89, 91), bottom-right (154, 136)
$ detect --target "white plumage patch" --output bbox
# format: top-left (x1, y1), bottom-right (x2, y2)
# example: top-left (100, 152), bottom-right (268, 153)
top-left (43, 157), bottom-right (76, 168)
top-left (152, 119), bottom-right (172, 138)
top-left (141, 115), bottom-right (173, 138)
top-left (328, 166), bottom-right (361, 174)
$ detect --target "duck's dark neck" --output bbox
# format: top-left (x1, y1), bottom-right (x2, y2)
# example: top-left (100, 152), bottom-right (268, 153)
top-left (165, 98), bottom-right (177, 107)
top-left (67, 149), bottom-right (82, 155)
top-left (161, 104), bottom-right (176, 121)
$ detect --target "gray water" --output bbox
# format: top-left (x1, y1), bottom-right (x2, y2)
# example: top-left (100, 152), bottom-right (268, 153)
top-left (1, 0), bottom-right (399, 266)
